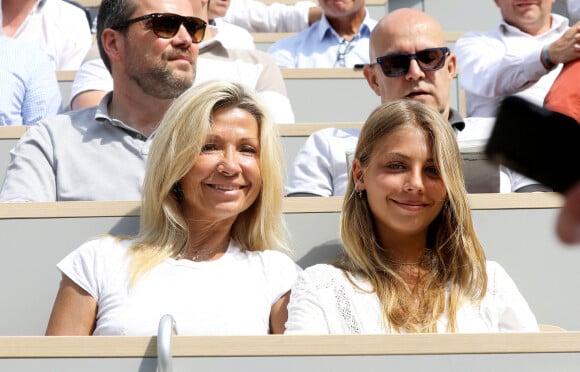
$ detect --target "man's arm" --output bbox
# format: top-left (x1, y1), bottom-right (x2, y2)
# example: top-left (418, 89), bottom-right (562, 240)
top-left (0, 124), bottom-right (58, 201)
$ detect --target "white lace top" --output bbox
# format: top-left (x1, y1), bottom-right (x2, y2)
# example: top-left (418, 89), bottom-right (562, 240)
top-left (285, 261), bottom-right (539, 334)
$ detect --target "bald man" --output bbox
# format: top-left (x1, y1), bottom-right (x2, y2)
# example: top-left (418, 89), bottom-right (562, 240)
top-left (285, 8), bottom-right (546, 197)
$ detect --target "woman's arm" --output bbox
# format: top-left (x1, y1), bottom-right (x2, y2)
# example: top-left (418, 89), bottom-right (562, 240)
top-left (270, 290), bottom-right (291, 334)
top-left (45, 274), bottom-right (97, 335)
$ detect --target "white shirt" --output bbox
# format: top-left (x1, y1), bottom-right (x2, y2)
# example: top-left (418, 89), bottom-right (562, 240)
top-left (57, 236), bottom-right (301, 335)
top-left (284, 118), bottom-right (540, 195)
top-left (456, 14), bottom-right (569, 117)
top-left (285, 262), bottom-right (539, 334)
top-left (4, 0), bottom-right (92, 70)
top-left (223, 0), bottom-right (316, 32)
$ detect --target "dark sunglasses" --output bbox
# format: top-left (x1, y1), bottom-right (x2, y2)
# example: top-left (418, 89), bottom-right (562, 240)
top-left (372, 47), bottom-right (450, 77)
top-left (112, 13), bottom-right (207, 43)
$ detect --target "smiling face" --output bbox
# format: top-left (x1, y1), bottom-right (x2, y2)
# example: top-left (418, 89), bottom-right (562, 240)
top-left (179, 106), bottom-right (261, 224)
top-left (494, 0), bottom-right (554, 35)
top-left (354, 124), bottom-right (447, 243)
top-left (363, 9), bottom-right (456, 119)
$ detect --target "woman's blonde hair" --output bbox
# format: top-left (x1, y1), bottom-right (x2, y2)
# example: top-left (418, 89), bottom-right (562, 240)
top-left (339, 99), bottom-right (487, 333)
top-left (127, 80), bottom-right (286, 284)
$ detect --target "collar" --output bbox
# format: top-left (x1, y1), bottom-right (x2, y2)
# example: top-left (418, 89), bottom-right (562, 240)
top-left (198, 25), bottom-right (227, 53)
top-left (498, 13), bottom-right (569, 37)
top-left (315, 9), bottom-right (373, 42)
top-left (448, 108), bottom-right (465, 132)
top-left (94, 92), bottom-right (152, 139)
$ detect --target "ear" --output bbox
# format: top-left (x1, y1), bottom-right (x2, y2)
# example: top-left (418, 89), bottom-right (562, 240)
top-left (447, 52), bottom-right (457, 78)
top-left (101, 28), bottom-right (123, 65)
top-left (351, 158), bottom-right (366, 192)
top-left (363, 65), bottom-right (381, 97)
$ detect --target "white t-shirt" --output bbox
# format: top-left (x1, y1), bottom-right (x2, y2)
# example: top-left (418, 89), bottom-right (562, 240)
top-left (57, 236), bottom-right (300, 335)
top-left (7, 0), bottom-right (92, 70)
top-left (285, 262), bottom-right (539, 334)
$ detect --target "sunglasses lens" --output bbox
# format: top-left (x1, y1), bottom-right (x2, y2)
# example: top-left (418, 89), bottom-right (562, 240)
top-left (416, 49), bottom-right (446, 71)
top-left (151, 15), bottom-right (181, 38)
top-left (380, 55), bottom-right (410, 77)
top-left (184, 18), bottom-right (206, 43)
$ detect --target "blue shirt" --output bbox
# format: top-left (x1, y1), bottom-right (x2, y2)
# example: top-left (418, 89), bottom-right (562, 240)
top-left (0, 36), bottom-right (62, 125)
top-left (267, 10), bottom-right (376, 68)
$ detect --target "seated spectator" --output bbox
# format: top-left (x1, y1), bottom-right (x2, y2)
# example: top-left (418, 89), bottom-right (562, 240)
top-left (285, 100), bottom-right (539, 334)
top-left (69, 0), bottom-right (294, 123)
top-left (45, 81), bottom-right (300, 335)
top-left (207, 0), bottom-right (255, 50)
top-left (285, 9), bottom-right (545, 196)
top-left (0, 0), bottom-right (205, 201)
top-left (1, 0), bottom-right (92, 70)
top-left (544, 59), bottom-right (580, 123)
top-left (223, 0), bottom-right (322, 33)
top-left (267, 0), bottom-right (376, 67)
top-left (455, 0), bottom-right (580, 117)
top-left (0, 36), bottom-right (62, 125)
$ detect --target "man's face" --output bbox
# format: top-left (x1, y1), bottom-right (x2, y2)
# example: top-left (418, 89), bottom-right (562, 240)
top-left (363, 20), bottom-right (456, 119)
top-left (121, 0), bottom-right (199, 99)
top-left (494, 0), bottom-right (554, 35)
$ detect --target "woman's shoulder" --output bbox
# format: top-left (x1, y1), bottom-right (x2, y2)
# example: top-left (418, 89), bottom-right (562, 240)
top-left (299, 264), bottom-right (350, 288)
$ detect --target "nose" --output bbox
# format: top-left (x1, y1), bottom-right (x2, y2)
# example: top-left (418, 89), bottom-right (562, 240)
top-left (216, 148), bottom-right (242, 176)
top-left (404, 168), bottom-right (424, 193)
top-left (405, 58), bottom-right (425, 81)
top-left (172, 23), bottom-right (193, 47)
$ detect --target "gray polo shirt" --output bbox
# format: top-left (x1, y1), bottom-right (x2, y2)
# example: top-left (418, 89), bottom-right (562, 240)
top-left (0, 93), bottom-right (153, 201)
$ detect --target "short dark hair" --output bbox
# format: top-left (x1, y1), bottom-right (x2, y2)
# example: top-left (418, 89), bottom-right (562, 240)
top-left (96, 0), bottom-right (138, 73)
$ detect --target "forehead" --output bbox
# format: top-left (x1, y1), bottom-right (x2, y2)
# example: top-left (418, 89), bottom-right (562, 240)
top-left (373, 125), bottom-right (432, 156)
top-left (374, 21), bottom-right (445, 57)
top-left (133, 0), bottom-right (195, 16)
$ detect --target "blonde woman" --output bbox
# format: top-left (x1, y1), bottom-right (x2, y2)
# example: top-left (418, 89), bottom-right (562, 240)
top-left (46, 81), bottom-right (299, 335)
top-left (285, 100), bottom-right (538, 334)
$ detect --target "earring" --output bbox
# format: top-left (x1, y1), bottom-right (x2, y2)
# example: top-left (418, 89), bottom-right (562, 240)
top-left (357, 189), bottom-right (363, 198)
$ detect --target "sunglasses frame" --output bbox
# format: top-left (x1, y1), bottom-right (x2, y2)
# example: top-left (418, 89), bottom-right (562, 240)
top-left (112, 12), bottom-right (207, 43)
top-left (373, 47), bottom-right (451, 77)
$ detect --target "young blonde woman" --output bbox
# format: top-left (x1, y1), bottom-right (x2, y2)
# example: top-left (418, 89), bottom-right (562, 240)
top-left (285, 100), bottom-right (538, 334)
top-left (46, 81), bottom-right (299, 335)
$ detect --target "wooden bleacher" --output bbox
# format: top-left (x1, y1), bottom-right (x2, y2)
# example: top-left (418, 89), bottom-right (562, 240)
top-left (1, 193), bottom-right (577, 336)
top-left (2, 332), bottom-right (580, 371)
top-left (55, 68), bottom-right (465, 123)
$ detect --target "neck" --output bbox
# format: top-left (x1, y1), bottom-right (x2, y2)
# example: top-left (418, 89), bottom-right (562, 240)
top-left (107, 87), bottom-right (174, 137)
top-left (182, 219), bottom-right (233, 261)
top-left (327, 9), bottom-right (366, 39)
top-left (2, 0), bottom-right (36, 37)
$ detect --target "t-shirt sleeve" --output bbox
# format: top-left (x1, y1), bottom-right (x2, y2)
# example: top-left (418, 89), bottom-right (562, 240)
top-left (56, 236), bottom-right (121, 300)
top-left (263, 250), bottom-right (302, 304)
top-left (487, 260), bottom-right (539, 332)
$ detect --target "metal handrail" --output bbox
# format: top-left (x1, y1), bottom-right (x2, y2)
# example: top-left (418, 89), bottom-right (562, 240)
top-left (157, 314), bottom-right (177, 372)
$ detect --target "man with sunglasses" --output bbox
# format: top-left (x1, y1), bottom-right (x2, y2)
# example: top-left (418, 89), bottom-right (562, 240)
top-left (285, 8), bottom-right (545, 197)
top-left (0, 0), bottom-right (205, 201)
top-left (68, 0), bottom-right (295, 123)
top-left (456, 0), bottom-right (580, 118)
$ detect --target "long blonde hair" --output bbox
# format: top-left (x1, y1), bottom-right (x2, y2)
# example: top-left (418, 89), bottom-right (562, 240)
top-left (127, 80), bottom-right (286, 284)
top-left (339, 100), bottom-right (487, 332)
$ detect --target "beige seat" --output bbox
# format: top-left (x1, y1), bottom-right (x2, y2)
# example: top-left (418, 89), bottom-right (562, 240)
top-left (539, 323), bottom-right (566, 332)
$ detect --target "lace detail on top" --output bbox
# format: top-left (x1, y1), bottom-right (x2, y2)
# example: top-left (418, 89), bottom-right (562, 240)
top-left (308, 265), bottom-right (362, 334)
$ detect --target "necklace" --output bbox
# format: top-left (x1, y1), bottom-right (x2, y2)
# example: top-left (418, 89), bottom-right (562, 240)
top-left (177, 240), bottom-right (229, 262)
top-left (384, 250), bottom-right (432, 267)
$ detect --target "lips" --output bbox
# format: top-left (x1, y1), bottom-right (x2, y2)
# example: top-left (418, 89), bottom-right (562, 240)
top-left (168, 54), bottom-right (193, 63)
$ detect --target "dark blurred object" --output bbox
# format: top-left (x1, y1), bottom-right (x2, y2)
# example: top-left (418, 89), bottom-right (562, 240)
top-left (486, 96), bottom-right (580, 193)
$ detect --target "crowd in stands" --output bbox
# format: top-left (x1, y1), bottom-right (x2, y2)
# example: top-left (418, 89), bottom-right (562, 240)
top-left (0, 0), bottom-right (579, 338)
